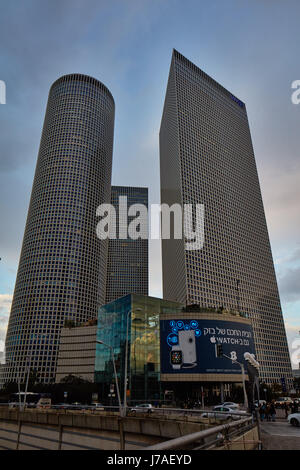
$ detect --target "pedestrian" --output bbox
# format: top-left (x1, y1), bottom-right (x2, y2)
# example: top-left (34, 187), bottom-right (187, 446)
top-left (283, 402), bottom-right (289, 418)
top-left (259, 403), bottom-right (265, 421)
top-left (269, 402), bottom-right (276, 422)
top-left (266, 403), bottom-right (271, 421)
top-left (291, 400), bottom-right (298, 414)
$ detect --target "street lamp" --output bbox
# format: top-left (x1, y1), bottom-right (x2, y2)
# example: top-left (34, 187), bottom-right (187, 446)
top-left (244, 352), bottom-right (260, 405)
top-left (23, 355), bottom-right (32, 411)
top-left (123, 308), bottom-right (142, 417)
top-left (96, 340), bottom-right (122, 415)
top-left (221, 352), bottom-right (248, 410)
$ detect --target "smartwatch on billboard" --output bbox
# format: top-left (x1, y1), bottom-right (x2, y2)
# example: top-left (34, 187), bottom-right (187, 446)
top-left (170, 346), bottom-right (183, 370)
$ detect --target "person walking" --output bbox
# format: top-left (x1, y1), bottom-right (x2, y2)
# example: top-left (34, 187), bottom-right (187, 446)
top-left (284, 402), bottom-right (289, 418)
top-left (259, 403), bottom-right (266, 421)
top-left (270, 402), bottom-right (276, 422)
top-left (266, 403), bottom-right (271, 421)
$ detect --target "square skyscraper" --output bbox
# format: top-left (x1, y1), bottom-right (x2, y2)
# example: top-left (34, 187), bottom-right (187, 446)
top-left (160, 50), bottom-right (292, 387)
top-left (105, 186), bottom-right (149, 303)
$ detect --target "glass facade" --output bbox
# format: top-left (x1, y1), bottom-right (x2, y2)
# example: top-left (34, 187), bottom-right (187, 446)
top-left (95, 294), bottom-right (182, 403)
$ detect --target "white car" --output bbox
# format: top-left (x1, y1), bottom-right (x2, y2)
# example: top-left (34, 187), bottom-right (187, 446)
top-left (201, 405), bottom-right (246, 421)
top-left (91, 403), bottom-right (104, 410)
top-left (130, 404), bottom-right (154, 414)
top-left (220, 402), bottom-right (240, 409)
top-left (287, 413), bottom-right (300, 427)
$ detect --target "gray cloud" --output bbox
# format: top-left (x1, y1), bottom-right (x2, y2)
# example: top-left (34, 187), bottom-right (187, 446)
top-left (278, 267), bottom-right (300, 303)
top-left (285, 323), bottom-right (300, 369)
top-left (276, 246), bottom-right (300, 303)
top-left (0, 295), bottom-right (12, 351)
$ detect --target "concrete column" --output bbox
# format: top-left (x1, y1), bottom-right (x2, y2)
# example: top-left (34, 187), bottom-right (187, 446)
top-left (220, 383), bottom-right (224, 403)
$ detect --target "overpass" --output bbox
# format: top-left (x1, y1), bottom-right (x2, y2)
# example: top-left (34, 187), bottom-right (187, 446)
top-left (0, 407), bottom-right (259, 450)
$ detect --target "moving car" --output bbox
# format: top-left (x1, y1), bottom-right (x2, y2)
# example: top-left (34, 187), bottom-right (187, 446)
top-left (91, 403), bottom-right (105, 410)
top-left (8, 402), bottom-right (22, 409)
top-left (220, 402), bottom-right (240, 409)
top-left (37, 397), bottom-right (51, 409)
top-left (52, 403), bottom-right (69, 410)
top-left (201, 405), bottom-right (247, 421)
top-left (274, 397), bottom-right (293, 408)
top-left (130, 404), bottom-right (154, 414)
top-left (26, 402), bottom-right (37, 409)
top-left (287, 413), bottom-right (300, 427)
top-left (69, 402), bottom-right (84, 410)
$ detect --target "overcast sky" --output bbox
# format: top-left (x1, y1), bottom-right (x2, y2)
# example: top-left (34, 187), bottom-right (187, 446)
top-left (0, 0), bottom-right (299, 366)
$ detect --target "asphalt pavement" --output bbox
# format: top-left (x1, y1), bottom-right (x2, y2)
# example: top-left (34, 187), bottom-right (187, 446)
top-left (260, 420), bottom-right (300, 450)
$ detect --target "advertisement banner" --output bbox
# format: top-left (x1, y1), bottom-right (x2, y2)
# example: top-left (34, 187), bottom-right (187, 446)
top-left (160, 318), bottom-right (256, 375)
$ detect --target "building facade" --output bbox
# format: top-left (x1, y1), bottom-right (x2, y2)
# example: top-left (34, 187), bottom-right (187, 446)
top-left (3, 74), bottom-right (115, 385)
top-left (105, 186), bottom-right (148, 304)
top-left (160, 50), bottom-right (292, 387)
top-left (95, 294), bottom-right (182, 402)
top-left (95, 294), bottom-right (255, 404)
top-left (55, 324), bottom-right (97, 383)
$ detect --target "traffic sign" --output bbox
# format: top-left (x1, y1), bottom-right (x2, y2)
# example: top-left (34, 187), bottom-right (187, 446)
top-left (280, 377), bottom-right (287, 392)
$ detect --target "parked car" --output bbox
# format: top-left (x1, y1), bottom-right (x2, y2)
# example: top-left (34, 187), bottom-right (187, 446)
top-left (287, 413), bottom-right (300, 427)
top-left (130, 404), bottom-right (154, 414)
top-left (201, 405), bottom-right (247, 421)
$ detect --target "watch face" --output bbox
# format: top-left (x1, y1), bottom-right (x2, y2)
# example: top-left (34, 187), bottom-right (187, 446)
top-left (171, 350), bottom-right (183, 365)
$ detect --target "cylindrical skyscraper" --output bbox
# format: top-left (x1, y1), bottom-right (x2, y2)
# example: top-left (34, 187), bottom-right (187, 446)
top-left (3, 74), bottom-right (114, 384)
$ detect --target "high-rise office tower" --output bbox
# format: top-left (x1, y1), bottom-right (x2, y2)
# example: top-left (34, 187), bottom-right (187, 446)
top-left (160, 50), bottom-right (292, 386)
top-left (105, 186), bottom-right (148, 303)
top-left (3, 74), bottom-right (115, 384)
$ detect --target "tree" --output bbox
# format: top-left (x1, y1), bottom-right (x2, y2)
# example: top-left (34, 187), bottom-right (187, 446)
top-left (60, 375), bottom-right (91, 385)
top-left (64, 319), bottom-right (76, 328)
top-left (271, 382), bottom-right (282, 395)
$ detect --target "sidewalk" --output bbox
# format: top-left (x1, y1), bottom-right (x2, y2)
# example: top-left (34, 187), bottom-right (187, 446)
top-left (260, 421), bottom-right (300, 450)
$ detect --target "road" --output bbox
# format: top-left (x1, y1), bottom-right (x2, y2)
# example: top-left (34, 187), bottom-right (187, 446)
top-left (260, 420), bottom-right (300, 450)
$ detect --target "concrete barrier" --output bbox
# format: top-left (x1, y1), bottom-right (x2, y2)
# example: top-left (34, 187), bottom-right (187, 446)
top-left (0, 407), bottom-right (208, 450)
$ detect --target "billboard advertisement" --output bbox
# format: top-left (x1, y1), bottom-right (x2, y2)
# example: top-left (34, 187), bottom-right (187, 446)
top-left (160, 318), bottom-right (256, 375)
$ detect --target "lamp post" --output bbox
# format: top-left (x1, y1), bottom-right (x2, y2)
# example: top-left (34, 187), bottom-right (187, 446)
top-left (222, 353), bottom-right (248, 410)
top-left (20, 354), bottom-right (32, 411)
top-left (96, 340), bottom-right (122, 416)
top-left (244, 352), bottom-right (260, 406)
top-left (123, 308), bottom-right (142, 417)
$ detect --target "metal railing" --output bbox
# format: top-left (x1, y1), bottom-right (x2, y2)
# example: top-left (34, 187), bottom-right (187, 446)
top-left (1, 402), bottom-right (250, 420)
top-left (145, 415), bottom-right (255, 450)
top-left (140, 406), bottom-right (250, 419)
